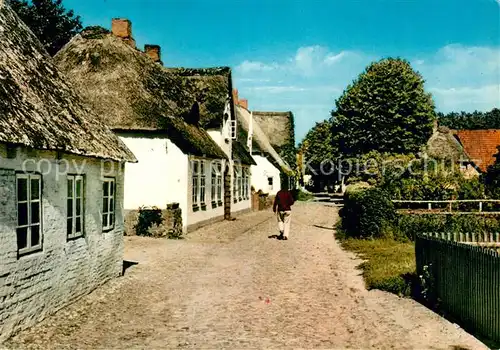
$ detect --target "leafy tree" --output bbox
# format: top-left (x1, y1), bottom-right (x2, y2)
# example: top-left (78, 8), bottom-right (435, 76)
top-left (331, 58), bottom-right (436, 157)
top-left (301, 120), bottom-right (337, 174)
top-left (483, 145), bottom-right (500, 198)
top-left (8, 0), bottom-right (82, 56)
top-left (438, 108), bottom-right (500, 130)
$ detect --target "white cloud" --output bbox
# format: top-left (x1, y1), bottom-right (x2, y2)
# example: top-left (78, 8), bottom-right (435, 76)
top-left (430, 85), bottom-right (500, 112)
top-left (247, 86), bottom-right (308, 94)
top-left (324, 51), bottom-right (347, 65)
top-left (236, 60), bottom-right (277, 73)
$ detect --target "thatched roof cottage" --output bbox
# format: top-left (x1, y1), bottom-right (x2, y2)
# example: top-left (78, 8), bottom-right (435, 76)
top-left (55, 19), bottom-right (255, 231)
top-left (0, 3), bottom-right (136, 341)
top-left (235, 104), bottom-right (293, 195)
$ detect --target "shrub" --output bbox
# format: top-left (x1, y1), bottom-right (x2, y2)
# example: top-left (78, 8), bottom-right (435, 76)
top-left (292, 188), bottom-right (314, 201)
top-left (341, 187), bottom-right (396, 239)
top-left (396, 214), bottom-right (500, 241)
top-left (135, 206), bottom-right (163, 236)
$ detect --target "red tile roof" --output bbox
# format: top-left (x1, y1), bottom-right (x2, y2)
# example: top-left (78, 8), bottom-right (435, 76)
top-left (454, 130), bottom-right (500, 172)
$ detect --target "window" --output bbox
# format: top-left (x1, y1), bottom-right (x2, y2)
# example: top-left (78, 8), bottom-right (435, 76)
top-left (243, 168), bottom-right (249, 199)
top-left (67, 175), bottom-right (84, 239)
top-left (230, 119), bottom-right (237, 139)
top-left (211, 162), bottom-right (217, 203)
top-left (268, 177), bottom-right (273, 191)
top-left (16, 174), bottom-right (42, 255)
top-left (200, 160), bottom-right (206, 206)
top-left (216, 162), bottom-right (223, 203)
top-left (237, 167), bottom-right (243, 200)
top-left (233, 166), bottom-right (238, 201)
top-left (192, 160), bottom-right (199, 207)
top-left (102, 178), bottom-right (115, 231)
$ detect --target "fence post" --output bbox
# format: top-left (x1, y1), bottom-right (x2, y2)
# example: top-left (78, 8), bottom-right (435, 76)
top-left (428, 202), bottom-right (432, 210)
top-left (479, 201), bottom-right (483, 212)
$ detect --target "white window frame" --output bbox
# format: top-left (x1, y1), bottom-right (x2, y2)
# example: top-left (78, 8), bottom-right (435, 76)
top-left (268, 176), bottom-right (274, 191)
top-left (237, 166), bottom-right (243, 201)
top-left (243, 168), bottom-right (249, 199)
top-left (102, 178), bottom-right (116, 231)
top-left (16, 173), bottom-right (42, 255)
top-left (211, 162), bottom-right (217, 203)
top-left (67, 175), bottom-right (85, 239)
top-left (230, 119), bottom-right (237, 140)
top-left (200, 160), bottom-right (206, 206)
top-left (216, 162), bottom-right (223, 203)
top-left (192, 160), bottom-right (199, 207)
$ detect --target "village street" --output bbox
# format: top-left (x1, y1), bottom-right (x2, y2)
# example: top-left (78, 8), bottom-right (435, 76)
top-left (3, 203), bottom-right (487, 350)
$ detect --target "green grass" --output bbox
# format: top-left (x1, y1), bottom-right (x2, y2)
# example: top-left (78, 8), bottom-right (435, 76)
top-left (340, 238), bottom-right (417, 297)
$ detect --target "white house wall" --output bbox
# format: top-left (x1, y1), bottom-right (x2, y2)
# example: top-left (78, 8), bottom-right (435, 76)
top-left (251, 155), bottom-right (281, 196)
top-left (0, 144), bottom-right (125, 341)
top-left (118, 135), bottom-right (189, 230)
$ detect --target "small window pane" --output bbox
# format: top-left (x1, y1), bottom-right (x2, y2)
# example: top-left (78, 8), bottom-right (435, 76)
top-left (17, 227), bottom-right (28, 250)
top-left (67, 199), bottom-right (73, 217)
top-left (18, 203), bottom-right (28, 226)
top-left (30, 202), bottom-right (40, 224)
top-left (76, 179), bottom-right (82, 197)
top-left (109, 199), bottom-right (114, 212)
top-left (103, 182), bottom-right (109, 196)
top-left (103, 214), bottom-right (108, 227)
top-left (31, 225), bottom-right (40, 247)
top-left (76, 199), bottom-right (81, 216)
top-left (76, 217), bottom-right (82, 233)
top-left (68, 178), bottom-right (74, 197)
top-left (110, 181), bottom-right (114, 196)
top-left (103, 198), bottom-right (109, 214)
top-left (67, 218), bottom-right (73, 235)
top-left (110, 214), bottom-right (114, 227)
top-left (17, 178), bottom-right (27, 201)
top-left (31, 179), bottom-right (40, 200)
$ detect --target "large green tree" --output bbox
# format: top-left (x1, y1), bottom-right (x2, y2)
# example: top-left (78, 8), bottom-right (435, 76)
top-left (300, 120), bottom-right (337, 174)
top-left (331, 58), bottom-right (436, 157)
top-left (8, 0), bottom-right (82, 56)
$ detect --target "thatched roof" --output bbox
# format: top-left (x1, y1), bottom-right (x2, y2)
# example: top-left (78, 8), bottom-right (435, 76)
top-left (425, 126), bottom-right (467, 161)
top-left (0, 5), bottom-right (136, 163)
top-left (252, 111), bottom-right (294, 148)
top-left (232, 139), bottom-right (256, 166)
top-left (235, 106), bottom-right (292, 174)
top-left (54, 27), bottom-right (227, 160)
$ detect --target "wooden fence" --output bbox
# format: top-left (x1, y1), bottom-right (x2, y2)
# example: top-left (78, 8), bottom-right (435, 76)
top-left (393, 199), bottom-right (500, 215)
top-left (415, 233), bottom-right (500, 343)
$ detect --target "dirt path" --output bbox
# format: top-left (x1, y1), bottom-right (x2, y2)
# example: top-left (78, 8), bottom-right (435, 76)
top-left (3, 203), bottom-right (487, 349)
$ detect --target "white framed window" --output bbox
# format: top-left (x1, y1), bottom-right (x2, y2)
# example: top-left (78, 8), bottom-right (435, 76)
top-left (16, 173), bottom-right (42, 255)
top-left (268, 176), bottom-right (273, 191)
top-left (237, 166), bottom-right (243, 200)
top-left (217, 162), bottom-right (222, 203)
top-left (233, 166), bottom-right (238, 200)
top-left (192, 160), bottom-right (199, 207)
top-left (211, 162), bottom-right (217, 203)
top-left (230, 119), bottom-right (237, 139)
top-left (243, 168), bottom-right (249, 199)
top-left (200, 160), bottom-right (206, 205)
top-left (102, 178), bottom-right (115, 231)
top-left (67, 175), bottom-right (84, 239)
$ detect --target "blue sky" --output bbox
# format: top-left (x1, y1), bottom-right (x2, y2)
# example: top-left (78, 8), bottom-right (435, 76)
top-left (64, 0), bottom-right (500, 144)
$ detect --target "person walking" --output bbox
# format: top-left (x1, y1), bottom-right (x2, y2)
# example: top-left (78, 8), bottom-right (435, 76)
top-left (273, 183), bottom-right (295, 240)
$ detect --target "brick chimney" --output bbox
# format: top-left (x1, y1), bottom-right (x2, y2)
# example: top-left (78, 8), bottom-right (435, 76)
top-left (232, 89), bottom-right (239, 104)
top-left (144, 45), bottom-right (162, 64)
top-left (111, 18), bottom-right (136, 48)
top-left (238, 99), bottom-right (248, 109)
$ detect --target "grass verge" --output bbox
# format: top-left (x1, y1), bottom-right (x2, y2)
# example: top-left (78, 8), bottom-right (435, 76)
top-left (340, 238), bottom-right (417, 297)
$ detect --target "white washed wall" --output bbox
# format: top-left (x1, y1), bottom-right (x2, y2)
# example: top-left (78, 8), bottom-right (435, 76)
top-left (118, 134), bottom-right (189, 230)
top-left (0, 143), bottom-right (125, 342)
top-left (251, 155), bottom-right (281, 195)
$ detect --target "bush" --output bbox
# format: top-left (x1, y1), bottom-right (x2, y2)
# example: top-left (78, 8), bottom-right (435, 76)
top-left (340, 187), bottom-right (396, 239)
top-left (135, 206), bottom-right (163, 236)
top-left (396, 214), bottom-right (500, 241)
top-left (292, 188), bottom-right (314, 201)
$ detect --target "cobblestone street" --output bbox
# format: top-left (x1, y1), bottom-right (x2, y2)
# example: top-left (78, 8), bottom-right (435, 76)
top-left (3, 203), bottom-right (486, 349)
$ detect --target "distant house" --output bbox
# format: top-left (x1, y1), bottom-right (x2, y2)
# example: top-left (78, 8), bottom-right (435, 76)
top-left (235, 105), bottom-right (293, 195)
top-left (0, 4), bottom-right (136, 341)
top-left (55, 19), bottom-right (254, 232)
top-left (249, 108), bottom-right (297, 189)
top-left (425, 124), bottom-right (500, 178)
top-left (453, 130), bottom-right (500, 175)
